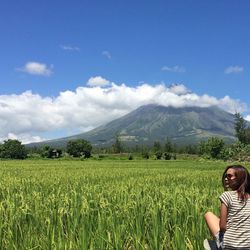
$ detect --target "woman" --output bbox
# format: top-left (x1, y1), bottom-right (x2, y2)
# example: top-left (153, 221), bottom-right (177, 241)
top-left (204, 165), bottom-right (250, 250)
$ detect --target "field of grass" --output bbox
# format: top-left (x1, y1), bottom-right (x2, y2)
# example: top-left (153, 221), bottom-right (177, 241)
top-left (0, 159), bottom-right (246, 249)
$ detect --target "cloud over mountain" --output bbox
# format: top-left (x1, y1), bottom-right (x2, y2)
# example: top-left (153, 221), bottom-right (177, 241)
top-left (0, 79), bottom-right (247, 143)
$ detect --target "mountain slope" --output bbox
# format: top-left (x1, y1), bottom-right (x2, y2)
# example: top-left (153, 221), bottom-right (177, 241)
top-left (29, 104), bottom-right (238, 148)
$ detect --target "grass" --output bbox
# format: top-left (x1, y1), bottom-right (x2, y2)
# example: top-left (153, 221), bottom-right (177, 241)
top-left (0, 159), bottom-right (245, 249)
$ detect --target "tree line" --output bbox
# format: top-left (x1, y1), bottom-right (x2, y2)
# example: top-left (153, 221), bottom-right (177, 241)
top-left (1, 112), bottom-right (250, 160)
top-left (0, 139), bottom-right (92, 160)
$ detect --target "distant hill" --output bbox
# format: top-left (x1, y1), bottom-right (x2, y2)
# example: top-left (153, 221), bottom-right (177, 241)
top-left (28, 104), bottom-right (239, 148)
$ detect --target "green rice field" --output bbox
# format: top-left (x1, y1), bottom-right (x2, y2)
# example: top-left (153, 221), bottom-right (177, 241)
top-left (0, 159), bottom-right (244, 249)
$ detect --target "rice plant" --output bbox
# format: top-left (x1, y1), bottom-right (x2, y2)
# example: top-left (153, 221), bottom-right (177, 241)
top-left (0, 159), bottom-right (242, 249)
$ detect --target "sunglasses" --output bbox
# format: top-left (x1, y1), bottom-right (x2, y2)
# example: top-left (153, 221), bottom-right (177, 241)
top-left (224, 173), bottom-right (235, 180)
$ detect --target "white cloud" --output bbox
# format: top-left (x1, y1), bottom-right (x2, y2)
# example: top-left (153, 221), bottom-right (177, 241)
top-left (60, 45), bottom-right (80, 51)
top-left (4, 133), bottom-right (44, 144)
top-left (245, 115), bottom-right (250, 122)
top-left (17, 62), bottom-right (53, 76)
top-left (224, 65), bottom-right (244, 74)
top-left (169, 84), bottom-right (190, 95)
top-left (102, 50), bottom-right (111, 59)
top-left (87, 76), bottom-right (110, 87)
top-left (161, 65), bottom-right (186, 73)
top-left (0, 80), bottom-right (247, 143)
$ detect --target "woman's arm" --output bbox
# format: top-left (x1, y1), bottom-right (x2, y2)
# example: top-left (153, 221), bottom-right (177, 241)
top-left (219, 202), bottom-right (228, 232)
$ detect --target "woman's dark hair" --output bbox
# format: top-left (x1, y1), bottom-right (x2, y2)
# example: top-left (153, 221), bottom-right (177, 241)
top-left (222, 165), bottom-right (250, 201)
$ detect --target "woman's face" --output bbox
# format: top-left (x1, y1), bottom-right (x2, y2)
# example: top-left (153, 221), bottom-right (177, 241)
top-left (224, 168), bottom-right (236, 188)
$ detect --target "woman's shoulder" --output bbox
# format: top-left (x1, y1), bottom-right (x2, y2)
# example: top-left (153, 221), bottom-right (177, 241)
top-left (226, 190), bottom-right (237, 194)
top-left (221, 190), bottom-right (237, 196)
top-left (220, 191), bottom-right (237, 202)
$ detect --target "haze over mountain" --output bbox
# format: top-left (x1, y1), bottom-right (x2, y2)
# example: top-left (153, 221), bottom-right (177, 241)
top-left (28, 104), bottom-right (239, 148)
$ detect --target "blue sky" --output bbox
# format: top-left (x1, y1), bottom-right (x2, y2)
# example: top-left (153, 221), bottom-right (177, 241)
top-left (0, 0), bottom-right (250, 143)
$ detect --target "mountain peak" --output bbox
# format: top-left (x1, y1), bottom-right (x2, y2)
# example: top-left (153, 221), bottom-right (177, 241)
top-left (28, 105), bottom-right (237, 148)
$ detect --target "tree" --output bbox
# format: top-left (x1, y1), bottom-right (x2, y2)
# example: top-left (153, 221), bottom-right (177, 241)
top-left (198, 141), bottom-right (207, 155)
top-left (41, 145), bottom-right (62, 158)
top-left (153, 141), bottom-right (162, 153)
top-left (155, 151), bottom-right (162, 160)
top-left (66, 139), bottom-right (92, 158)
top-left (142, 151), bottom-right (150, 159)
top-left (204, 137), bottom-right (225, 159)
top-left (163, 152), bottom-right (172, 160)
top-left (184, 144), bottom-right (199, 154)
top-left (112, 135), bottom-right (123, 153)
top-left (164, 138), bottom-right (173, 153)
top-left (0, 139), bottom-right (27, 159)
top-left (234, 112), bottom-right (247, 144)
top-left (245, 128), bottom-right (250, 144)
top-left (141, 145), bottom-right (150, 159)
top-left (41, 145), bottom-right (53, 158)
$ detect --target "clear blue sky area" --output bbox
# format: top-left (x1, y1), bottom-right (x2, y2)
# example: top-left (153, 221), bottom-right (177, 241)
top-left (0, 0), bottom-right (250, 142)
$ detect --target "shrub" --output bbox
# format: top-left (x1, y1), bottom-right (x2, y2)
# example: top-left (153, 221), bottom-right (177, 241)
top-left (163, 152), bottom-right (172, 160)
top-left (199, 137), bottom-right (225, 159)
top-left (142, 151), bottom-right (150, 159)
top-left (154, 151), bottom-right (162, 160)
top-left (128, 154), bottom-right (133, 160)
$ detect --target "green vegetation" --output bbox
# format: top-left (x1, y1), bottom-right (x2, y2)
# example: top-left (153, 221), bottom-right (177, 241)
top-left (0, 159), bottom-right (246, 249)
top-left (234, 112), bottom-right (250, 144)
top-left (66, 139), bottom-right (92, 158)
top-left (1, 111), bottom-right (250, 248)
top-left (0, 139), bottom-right (27, 159)
top-left (112, 135), bottom-right (123, 154)
top-left (199, 137), bottom-right (225, 159)
top-left (2, 111), bottom-right (249, 162)
top-left (41, 145), bottom-right (62, 159)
